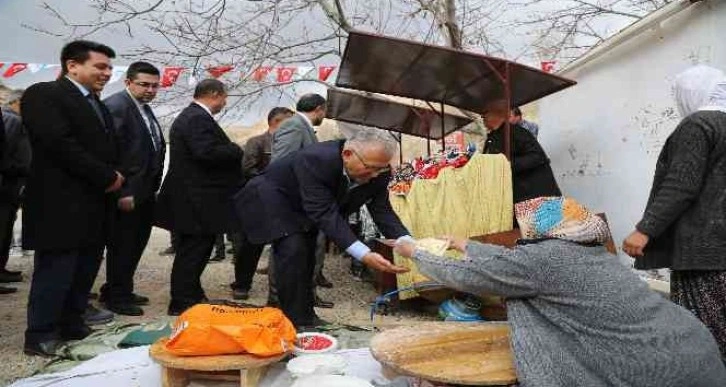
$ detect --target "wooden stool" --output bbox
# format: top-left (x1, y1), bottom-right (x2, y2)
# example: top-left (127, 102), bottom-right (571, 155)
top-left (370, 322), bottom-right (517, 386)
top-left (149, 338), bottom-right (288, 387)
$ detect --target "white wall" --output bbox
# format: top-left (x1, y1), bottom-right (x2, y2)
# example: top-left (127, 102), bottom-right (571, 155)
top-left (537, 0), bottom-right (726, 261)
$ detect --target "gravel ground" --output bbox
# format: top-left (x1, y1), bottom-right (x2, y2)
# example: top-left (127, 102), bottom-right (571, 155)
top-left (0, 226), bottom-right (436, 386)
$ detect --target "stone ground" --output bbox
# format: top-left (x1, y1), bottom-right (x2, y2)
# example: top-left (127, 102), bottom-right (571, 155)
top-left (0, 226), bottom-right (436, 386)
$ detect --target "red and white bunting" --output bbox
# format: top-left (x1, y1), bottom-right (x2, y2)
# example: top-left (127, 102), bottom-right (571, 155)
top-left (207, 65), bottom-right (234, 78)
top-left (252, 66), bottom-right (273, 82)
top-left (161, 66), bottom-right (185, 88)
top-left (540, 61), bottom-right (556, 73)
top-left (276, 67), bottom-right (297, 83)
top-left (2, 63), bottom-right (28, 78)
top-left (318, 65), bottom-right (336, 81)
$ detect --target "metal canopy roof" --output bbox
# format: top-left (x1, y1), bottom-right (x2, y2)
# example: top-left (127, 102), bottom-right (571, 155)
top-left (326, 88), bottom-right (472, 140)
top-left (335, 30), bottom-right (577, 113)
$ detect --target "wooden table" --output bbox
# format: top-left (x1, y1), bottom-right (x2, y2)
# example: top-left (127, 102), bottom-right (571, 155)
top-left (149, 338), bottom-right (288, 387)
top-left (370, 322), bottom-right (517, 386)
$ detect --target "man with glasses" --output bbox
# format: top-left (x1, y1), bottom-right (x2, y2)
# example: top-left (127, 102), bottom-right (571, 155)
top-left (235, 130), bottom-right (411, 329)
top-left (99, 62), bottom-right (165, 316)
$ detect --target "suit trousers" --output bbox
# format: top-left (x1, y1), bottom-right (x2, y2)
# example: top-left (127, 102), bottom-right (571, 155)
top-left (232, 232), bottom-right (265, 292)
top-left (170, 233), bottom-right (215, 309)
top-left (25, 246), bottom-right (104, 343)
top-left (272, 230), bottom-right (318, 327)
top-left (0, 202), bottom-right (19, 269)
top-left (102, 200), bottom-right (154, 303)
top-left (313, 231), bottom-right (327, 281)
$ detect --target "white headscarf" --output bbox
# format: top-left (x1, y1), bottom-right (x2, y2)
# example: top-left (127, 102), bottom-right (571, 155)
top-left (673, 65), bottom-right (726, 117)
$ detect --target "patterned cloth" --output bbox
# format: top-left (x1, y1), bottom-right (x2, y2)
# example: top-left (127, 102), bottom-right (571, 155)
top-left (671, 270), bottom-right (726, 359)
top-left (515, 196), bottom-right (610, 244)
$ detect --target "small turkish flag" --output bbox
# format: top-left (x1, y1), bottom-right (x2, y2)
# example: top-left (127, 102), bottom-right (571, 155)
top-left (3, 63), bottom-right (28, 78)
top-left (318, 66), bottom-right (336, 81)
top-left (540, 61), bottom-right (556, 73)
top-left (207, 65), bottom-right (234, 78)
top-left (276, 67), bottom-right (297, 83)
top-left (161, 66), bottom-right (185, 88)
top-left (252, 66), bottom-right (272, 82)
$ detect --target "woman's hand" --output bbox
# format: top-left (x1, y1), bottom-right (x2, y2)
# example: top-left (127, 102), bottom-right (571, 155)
top-left (622, 230), bottom-right (649, 257)
top-left (393, 240), bottom-right (415, 258)
top-left (443, 236), bottom-right (468, 253)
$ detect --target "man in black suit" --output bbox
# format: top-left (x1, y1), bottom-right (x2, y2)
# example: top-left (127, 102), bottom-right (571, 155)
top-left (0, 107), bottom-right (13, 296)
top-left (99, 62), bottom-right (165, 316)
top-left (235, 130), bottom-right (411, 328)
top-left (155, 79), bottom-right (243, 316)
top-left (21, 41), bottom-right (124, 356)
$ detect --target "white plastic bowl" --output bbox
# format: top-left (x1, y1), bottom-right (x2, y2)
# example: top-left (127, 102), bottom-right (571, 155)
top-left (293, 332), bottom-right (338, 355)
top-left (286, 353), bottom-right (347, 378)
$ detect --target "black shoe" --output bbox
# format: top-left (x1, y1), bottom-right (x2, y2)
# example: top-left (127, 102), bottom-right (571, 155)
top-left (61, 325), bottom-right (94, 341)
top-left (159, 247), bottom-right (175, 256)
top-left (232, 289), bottom-right (249, 300)
top-left (131, 293), bottom-right (150, 305)
top-left (1, 268), bottom-right (21, 275)
top-left (83, 305), bottom-right (115, 325)
top-left (315, 275), bottom-right (333, 289)
top-left (168, 300), bottom-right (201, 316)
top-left (99, 292), bottom-right (149, 305)
top-left (106, 302), bottom-right (144, 316)
top-left (0, 285), bottom-right (17, 294)
top-left (24, 339), bottom-right (63, 357)
top-left (296, 317), bottom-right (333, 332)
top-left (266, 298), bottom-right (280, 308)
top-left (314, 296), bottom-right (334, 309)
top-left (209, 254), bottom-right (225, 262)
top-left (0, 270), bottom-right (22, 283)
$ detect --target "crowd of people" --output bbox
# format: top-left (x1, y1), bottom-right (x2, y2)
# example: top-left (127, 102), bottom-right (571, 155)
top-left (2, 38), bottom-right (726, 386)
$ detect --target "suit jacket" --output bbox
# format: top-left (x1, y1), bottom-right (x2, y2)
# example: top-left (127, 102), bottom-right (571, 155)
top-left (270, 113), bottom-right (317, 162)
top-left (155, 103), bottom-right (244, 234)
top-left (103, 91), bottom-right (166, 203)
top-left (483, 123), bottom-right (561, 203)
top-left (20, 77), bottom-right (117, 250)
top-left (0, 106), bottom-right (32, 204)
top-left (242, 131), bottom-right (271, 179)
top-left (235, 140), bottom-right (409, 248)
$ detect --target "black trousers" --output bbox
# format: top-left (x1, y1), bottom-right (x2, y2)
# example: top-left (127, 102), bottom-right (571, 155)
top-left (170, 233), bottom-right (215, 309)
top-left (0, 202), bottom-right (19, 270)
top-left (26, 246), bottom-right (104, 343)
top-left (232, 232), bottom-right (265, 292)
top-left (102, 201), bottom-right (154, 303)
top-left (273, 230), bottom-right (318, 327)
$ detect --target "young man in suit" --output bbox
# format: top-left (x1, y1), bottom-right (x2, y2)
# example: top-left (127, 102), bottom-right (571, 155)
top-left (270, 93), bottom-right (325, 161)
top-left (21, 40), bottom-right (124, 356)
top-left (155, 79), bottom-right (244, 316)
top-left (99, 62), bottom-right (165, 316)
top-left (235, 130), bottom-right (411, 329)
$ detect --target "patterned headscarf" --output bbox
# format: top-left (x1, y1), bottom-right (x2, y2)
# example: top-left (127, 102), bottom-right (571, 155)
top-left (515, 197), bottom-right (610, 244)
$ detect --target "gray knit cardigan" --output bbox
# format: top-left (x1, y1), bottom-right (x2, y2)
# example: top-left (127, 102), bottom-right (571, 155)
top-left (413, 239), bottom-right (726, 386)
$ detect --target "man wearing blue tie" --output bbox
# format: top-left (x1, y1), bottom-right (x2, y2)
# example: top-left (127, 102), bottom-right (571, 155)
top-left (100, 62), bottom-right (166, 316)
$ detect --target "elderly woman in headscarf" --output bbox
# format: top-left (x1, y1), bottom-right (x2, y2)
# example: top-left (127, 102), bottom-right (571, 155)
top-left (623, 65), bottom-right (726, 359)
top-left (395, 197), bottom-right (726, 387)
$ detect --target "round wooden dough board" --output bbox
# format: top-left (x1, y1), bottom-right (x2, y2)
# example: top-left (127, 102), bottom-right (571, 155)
top-left (149, 338), bottom-right (288, 371)
top-left (370, 322), bottom-right (516, 386)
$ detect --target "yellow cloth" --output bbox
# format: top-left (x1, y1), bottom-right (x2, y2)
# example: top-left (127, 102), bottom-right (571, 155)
top-left (391, 154), bottom-right (513, 299)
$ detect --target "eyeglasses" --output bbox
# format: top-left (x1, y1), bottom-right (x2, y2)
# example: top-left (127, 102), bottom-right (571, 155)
top-left (351, 149), bottom-right (391, 173)
top-left (132, 81), bottom-right (160, 89)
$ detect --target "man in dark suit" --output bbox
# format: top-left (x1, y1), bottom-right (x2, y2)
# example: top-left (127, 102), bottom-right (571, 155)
top-left (270, 94), bottom-right (335, 305)
top-left (99, 62), bottom-right (165, 316)
top-left (155, 79), bottom-right (243, 316)
top-left (235, 130), bottom-right (411, 328)
top-left (21, 40), bottom-right (124, 356)
top-left (0, 90), bottom-right (31, 293)
top-left (231, 106), bottom-right (292, 300)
